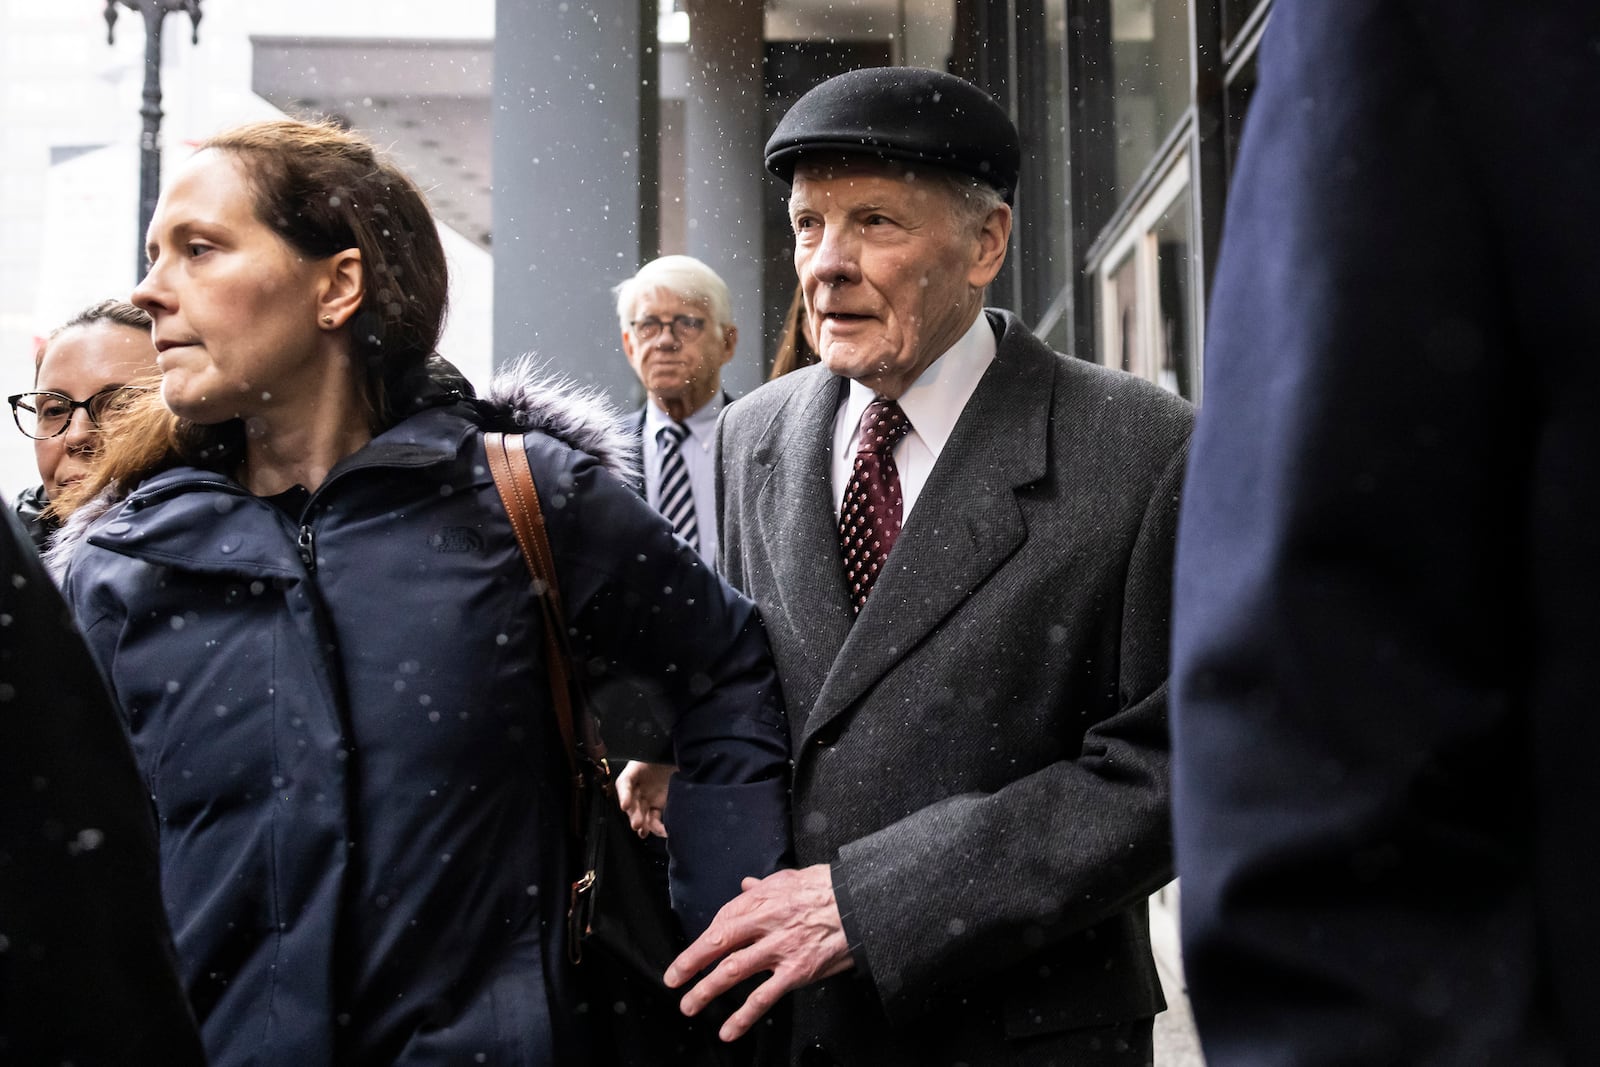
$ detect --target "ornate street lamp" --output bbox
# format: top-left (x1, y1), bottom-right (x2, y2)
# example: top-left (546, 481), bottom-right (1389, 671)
top-left (104, 0), bottom-right (203, 280)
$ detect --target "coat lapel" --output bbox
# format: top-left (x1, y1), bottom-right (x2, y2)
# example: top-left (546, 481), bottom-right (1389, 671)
top-left (800, 315), bottom-right (1053, 748)
top-left (752, 372), bottom-right (855, 708)
top-left (627, 407), bottom-right (647, 497)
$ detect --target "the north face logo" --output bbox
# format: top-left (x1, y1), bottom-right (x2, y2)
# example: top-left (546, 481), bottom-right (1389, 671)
top-left (432, 527), bottom-right (485, 554)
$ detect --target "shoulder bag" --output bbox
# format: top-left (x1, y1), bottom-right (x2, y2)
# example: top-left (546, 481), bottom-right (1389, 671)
top-left (484, 431), bottom-right (735, 1067)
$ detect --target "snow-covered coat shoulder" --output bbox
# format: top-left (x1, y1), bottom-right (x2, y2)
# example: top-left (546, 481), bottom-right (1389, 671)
top-left (47, 357), bottom-right (789, 1067)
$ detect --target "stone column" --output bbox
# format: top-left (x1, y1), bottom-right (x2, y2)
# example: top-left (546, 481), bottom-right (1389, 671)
top-left (682, 0), bottom-right (766, 395)
top-left (493, 0), bottom-right (658, 401)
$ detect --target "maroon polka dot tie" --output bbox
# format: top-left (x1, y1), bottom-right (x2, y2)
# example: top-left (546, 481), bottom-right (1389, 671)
top-left (839, 398), bottom-right (913, 615)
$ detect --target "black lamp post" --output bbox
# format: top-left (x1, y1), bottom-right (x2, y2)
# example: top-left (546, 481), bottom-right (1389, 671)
top-left (104, 0), bottom-right (203, 280)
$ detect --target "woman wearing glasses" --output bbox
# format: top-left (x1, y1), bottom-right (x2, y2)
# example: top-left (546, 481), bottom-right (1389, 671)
top-left (47, 118), bottom-right (789, 1067)
top-left (9, 300), bottom-right (156, 548)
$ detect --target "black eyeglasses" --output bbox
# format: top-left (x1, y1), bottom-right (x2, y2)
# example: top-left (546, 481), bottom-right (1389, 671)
top-left (630, 314), bottom-right (707, 342)
top-left (8, 386), bottom-right (143, 440)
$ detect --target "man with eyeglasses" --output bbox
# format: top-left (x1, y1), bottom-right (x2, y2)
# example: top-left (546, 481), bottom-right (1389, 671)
top-left (612, 254), bottom-right (739, 570)
top-left (9, 299), bottom-right (157, 548)
top-left (609, 256), bottom-right (742, 844)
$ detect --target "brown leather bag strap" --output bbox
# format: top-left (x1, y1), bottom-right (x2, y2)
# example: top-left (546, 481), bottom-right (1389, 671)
top-left (484, 431), bottom-right (586, 794)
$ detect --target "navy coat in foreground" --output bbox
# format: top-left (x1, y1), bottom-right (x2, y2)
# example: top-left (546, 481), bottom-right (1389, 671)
top-left (0, 504), bottom-right (204, 1066)
top-left (1172, 1), bottom-right (1600, 1063)
top-left (52, 368), bottom-right (791, 1067)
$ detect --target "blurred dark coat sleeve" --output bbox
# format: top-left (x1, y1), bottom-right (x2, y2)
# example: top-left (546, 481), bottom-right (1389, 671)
top-left (1171, 1), bottom-right (1600, 1064)
top-left (11, 484), bottom-right (55, 551)
top-left (0, 503), bottom-right (205, 1065)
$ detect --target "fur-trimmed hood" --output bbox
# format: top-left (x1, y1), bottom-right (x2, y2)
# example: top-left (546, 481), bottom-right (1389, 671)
top-left (48, 356), bottom-right (639, 579)
top-left (475, 355), bottom-right (637, 486)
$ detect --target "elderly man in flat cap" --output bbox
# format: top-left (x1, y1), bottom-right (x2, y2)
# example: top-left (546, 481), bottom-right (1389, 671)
top-left (665, 66), bottom-right (1193, 1066)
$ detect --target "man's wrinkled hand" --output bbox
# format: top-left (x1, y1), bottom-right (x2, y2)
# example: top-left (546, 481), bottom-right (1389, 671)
top-left (663, 864), bottom-right (855, 1042)
top-left (616, 760), bottom-right (674, 838)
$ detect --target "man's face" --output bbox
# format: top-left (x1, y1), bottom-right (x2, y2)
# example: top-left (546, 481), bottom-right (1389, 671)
top-left (789, 157), bottom-right (1010, 399)
top-left (621, 287), bottom-right (736, 420)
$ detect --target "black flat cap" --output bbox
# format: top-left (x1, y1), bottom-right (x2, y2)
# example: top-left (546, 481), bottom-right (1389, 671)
top-left (765, 66), bottom-right (1021, 204)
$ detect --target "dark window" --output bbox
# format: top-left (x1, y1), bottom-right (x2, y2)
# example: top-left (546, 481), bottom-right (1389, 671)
top-left (1222, 0), bottom-right (1269, 49)
top-left (1109, 0), bottom-right (1191, 199)
top-left (1037, 0), bottom-right (1071, 316)
top-left (1153, 189), bottom-right (1196, 399)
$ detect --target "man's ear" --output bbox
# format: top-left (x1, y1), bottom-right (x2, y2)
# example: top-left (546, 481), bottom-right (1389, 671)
top-left (719, 324), bottom-right (738, 367)
top-left (621, 328), bottom-right (639, 363)
top-left (966, 203), bottom-right (1013, 289)
top-left (318, 249), bottom-right (365, 329)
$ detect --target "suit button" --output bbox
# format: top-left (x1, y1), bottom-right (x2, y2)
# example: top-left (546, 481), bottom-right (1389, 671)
top-left (799, 1044), bottom-right (835, 1067)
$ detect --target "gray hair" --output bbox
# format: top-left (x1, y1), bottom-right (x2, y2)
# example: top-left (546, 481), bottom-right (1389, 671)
top-left (613, 255), bottom-right (734, 338)
top-left (922, 168), bottom-right (1008, 235)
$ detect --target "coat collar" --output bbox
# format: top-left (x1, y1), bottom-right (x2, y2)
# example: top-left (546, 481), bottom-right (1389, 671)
top-left (55, 359), bottom-right (637, 578)
top-left (752, 370), bottom-right (856, 684)
top-left (79, 405), bottom-right (479, 579)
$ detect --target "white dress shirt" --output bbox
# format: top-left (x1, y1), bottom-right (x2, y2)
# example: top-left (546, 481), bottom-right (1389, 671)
top-left (643, 392), bottom-right (724, 565)
top-left (830, 313), bottom-right (998, 520)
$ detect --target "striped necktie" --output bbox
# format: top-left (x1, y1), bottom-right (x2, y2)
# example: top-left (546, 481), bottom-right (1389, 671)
top-left (656, 421), bottom-right (699, 553)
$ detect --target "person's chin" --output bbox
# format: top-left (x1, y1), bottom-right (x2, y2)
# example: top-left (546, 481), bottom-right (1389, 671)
top-left (162, 379), bottom-right (216, 423)
top-left (649, 379), bottom-right (692, 402)
top-left (163, 397), bottom-right (200, 422)
top-left (818, 343), bottom-right (887, 381)
top-left (163, 395), bottom-right (229, 426)
top-left (648, 369), bottom-right (690, 391)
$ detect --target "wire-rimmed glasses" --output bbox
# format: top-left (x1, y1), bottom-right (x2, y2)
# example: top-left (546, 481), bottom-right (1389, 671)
top-left (629, 314), bottom-right (707, 342)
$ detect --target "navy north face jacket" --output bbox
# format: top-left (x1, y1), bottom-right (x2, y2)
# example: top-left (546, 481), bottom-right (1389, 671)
top-left (51, 365), bottom-right (790, 1066)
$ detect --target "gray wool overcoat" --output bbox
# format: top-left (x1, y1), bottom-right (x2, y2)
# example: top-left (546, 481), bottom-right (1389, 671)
top-left (715, 309), bottom-right (1194, 1065)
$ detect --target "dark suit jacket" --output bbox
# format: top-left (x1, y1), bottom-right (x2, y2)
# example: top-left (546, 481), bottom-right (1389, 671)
top-left (717, 310), bottom-right (1192, 1065)
top-left (1172, 2), bottom-right (1600, 1063)
top-left (0, 503), bottom-right (204, 1065)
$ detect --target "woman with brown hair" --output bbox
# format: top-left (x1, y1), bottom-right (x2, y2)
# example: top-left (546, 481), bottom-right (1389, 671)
top-left (50, 119), bottom-right (789, 1067)
top-left (8, 299), bottom-right (157, 548)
